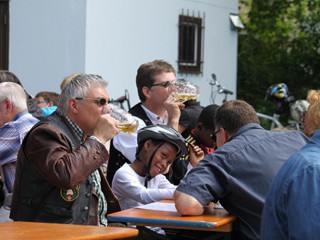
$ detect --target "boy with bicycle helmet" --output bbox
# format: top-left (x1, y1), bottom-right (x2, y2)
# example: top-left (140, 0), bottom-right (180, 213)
top-left (111, 124), bottom-right (203, 237)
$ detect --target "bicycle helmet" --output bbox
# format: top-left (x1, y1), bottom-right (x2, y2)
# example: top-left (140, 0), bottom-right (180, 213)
top-left (137, 125), bottom-right (187, 159)
top-left (265, 83), bottom-right (289, 102)
top-left (136, 125), bottom-right (187, 186)
top-left (290, 100), bottom-right (309, 122)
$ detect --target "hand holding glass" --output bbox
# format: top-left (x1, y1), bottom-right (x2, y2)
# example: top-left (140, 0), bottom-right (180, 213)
top-left (172, 80), bottom-right (199, 103)
top-left (108, 104), bottom-right (139, 134)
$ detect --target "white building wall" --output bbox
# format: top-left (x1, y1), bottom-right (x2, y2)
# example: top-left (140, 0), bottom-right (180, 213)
top-left (9, 0), bottom-right (86, 95)
top-left (9, 0), bottom-right (239, 106)
top-left (85, 0), bottom-right (239, 106)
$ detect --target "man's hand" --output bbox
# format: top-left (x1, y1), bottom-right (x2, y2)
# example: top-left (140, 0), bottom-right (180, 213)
top-left (165, 95), bottom-right (184, 130)
top-left (92, 114), bottom-right (119, 143)
top-left (188, 145), bottom-right (205, 167)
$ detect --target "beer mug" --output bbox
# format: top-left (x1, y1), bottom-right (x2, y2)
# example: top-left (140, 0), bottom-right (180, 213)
top-left (109, 104), bottom-right (139, 134)
top-left (172, 79), bottom-right (199, 103)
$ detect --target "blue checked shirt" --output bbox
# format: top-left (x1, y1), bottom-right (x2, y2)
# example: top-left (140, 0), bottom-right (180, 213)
top-left (0, 111), bottom-right (39, 194)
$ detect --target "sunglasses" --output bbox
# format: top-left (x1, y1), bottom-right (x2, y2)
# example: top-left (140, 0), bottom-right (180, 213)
top-left (75, 97), bottom-right (109, 106)
top-left (210, 128), bottom-right (221, 141)
top-left (151, 81), bottom-right (174, 88)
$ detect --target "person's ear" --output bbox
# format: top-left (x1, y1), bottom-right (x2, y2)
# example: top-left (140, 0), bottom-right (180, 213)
top-left (195, 122), bottom-right (204, 131)
top-left (69, 99), bottom-right (78, 113)
top-left (142, 86), bottom-right (152, 100)
top-left (143, 139), bottom-right (153, 151)
top-left (6, 99), bottom-right (12, 110)
top-left (219, 127), bottom-right (230, 143)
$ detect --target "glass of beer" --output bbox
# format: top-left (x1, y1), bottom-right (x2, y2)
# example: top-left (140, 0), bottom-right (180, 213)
top-left (108, 104), bottom-right (139, 134)
top-left (172, 79), bottom-right (199, 103)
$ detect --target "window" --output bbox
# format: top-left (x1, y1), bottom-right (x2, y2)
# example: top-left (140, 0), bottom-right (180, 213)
top-left (178, 14), bottom-right (203, 74)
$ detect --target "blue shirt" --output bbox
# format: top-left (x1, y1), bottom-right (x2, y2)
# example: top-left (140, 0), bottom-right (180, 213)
top-left (0, 111), bottom-right (38, 194)
top-left (41, 106), bottom-right (57, 116)
top-left (261, 130), bottom-right (320, 240)
top-left (177, 123), bottom-right (308, 240)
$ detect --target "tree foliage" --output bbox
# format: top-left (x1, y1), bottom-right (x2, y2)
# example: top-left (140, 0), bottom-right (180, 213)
top-left (237, 0), bottom-right (320, 123)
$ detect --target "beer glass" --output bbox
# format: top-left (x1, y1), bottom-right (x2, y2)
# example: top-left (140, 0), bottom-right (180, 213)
top-left (109, 104), bottom-right (139, 134)
top-left (172, 79), bottom-right (199, 103)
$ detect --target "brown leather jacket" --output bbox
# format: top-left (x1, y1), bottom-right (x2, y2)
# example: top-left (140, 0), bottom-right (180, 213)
top-left (10, 112), bottom-right (120, 225)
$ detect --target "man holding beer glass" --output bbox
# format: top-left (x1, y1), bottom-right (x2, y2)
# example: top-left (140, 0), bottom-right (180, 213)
top-left (10, 74), bottom-right (121, 225)
top-left (107, 60), bottom-right (184, 185)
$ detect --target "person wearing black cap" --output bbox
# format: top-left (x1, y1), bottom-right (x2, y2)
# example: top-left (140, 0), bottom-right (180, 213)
top-left (111, 124), bottom-right (203, 238)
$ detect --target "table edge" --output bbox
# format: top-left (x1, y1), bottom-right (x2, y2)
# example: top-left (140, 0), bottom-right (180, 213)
top-left (108, 216), bottom-right (216, 229)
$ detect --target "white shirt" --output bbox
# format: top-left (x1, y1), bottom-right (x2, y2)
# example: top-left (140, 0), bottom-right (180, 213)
top-left (112, 163), bottom-right (176, 210)
top-left (113, 105), bottom-right (168, 162)
top-left (112, 163), bottom-right (176, 235)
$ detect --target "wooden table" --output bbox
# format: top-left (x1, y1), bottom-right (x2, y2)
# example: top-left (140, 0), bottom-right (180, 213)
top-left (0, 221), bottom-right (139, 239)
top-left (107, 200), bottom-right (236, 232)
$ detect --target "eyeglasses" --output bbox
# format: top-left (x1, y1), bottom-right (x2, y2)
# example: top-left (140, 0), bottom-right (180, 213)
top-left (35, 100), bottom-right (47, 105)
top-left (210, 128), bottom-right (221, 141)
top-left (151, 81), bottom-right (174, 88)
top-left (75, 97), bottom-right (109, 106)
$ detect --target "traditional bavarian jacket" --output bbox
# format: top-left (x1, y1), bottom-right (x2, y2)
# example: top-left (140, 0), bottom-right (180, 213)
top-left (10, 112), bottom-right (119, 225)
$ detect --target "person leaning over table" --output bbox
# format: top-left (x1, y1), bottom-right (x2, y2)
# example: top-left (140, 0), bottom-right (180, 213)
top-left (261, 89), bottom-right (320, 239)
top-left (10, 73), bottom-right (121, 226)
top-left (174, 99), bottom-right (308, 240)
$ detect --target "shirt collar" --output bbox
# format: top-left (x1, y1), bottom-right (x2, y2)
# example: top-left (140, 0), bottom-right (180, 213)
top-left (12, 110), bottom-right (28, 121)
top-left (65, 116), bottom-right (84, 142)
top-left (141, 104), bottom-right (168, 125)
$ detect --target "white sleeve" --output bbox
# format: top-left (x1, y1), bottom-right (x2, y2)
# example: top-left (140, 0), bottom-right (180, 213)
top-left (112, 168), bottom-right (176, 205)
top-left (113, 117), bottom-right (146, 162)
top-left (157, 174), bottom-right (177, 191)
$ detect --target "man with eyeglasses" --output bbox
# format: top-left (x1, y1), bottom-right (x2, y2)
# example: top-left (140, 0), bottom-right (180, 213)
top-left (107, 60), bottom-right (184, 185)
top-left (10, 74), bottom-right (121, 226)
top-left (34, 91), bottom-right (60, 116)
top-left (174, 100), bottom-right (309, 240)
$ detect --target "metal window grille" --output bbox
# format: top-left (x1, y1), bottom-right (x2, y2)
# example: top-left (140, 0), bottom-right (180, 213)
top-left (178, 11), bottom-right (204, 74)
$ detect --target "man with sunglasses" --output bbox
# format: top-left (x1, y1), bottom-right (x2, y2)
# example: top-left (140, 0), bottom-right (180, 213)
top-left (10, 74), bottom-right (121, 226)
top-left (174, 100), bottom-right (309, 240)
top-left (107, 60), bottom-right (183, 185)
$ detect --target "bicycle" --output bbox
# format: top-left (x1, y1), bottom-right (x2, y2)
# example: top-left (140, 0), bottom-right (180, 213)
top-left (257, 83), bottom-right (308, 131)
top-left (209, 78), bottom-right (307, 131)
top-left (109, 89), bottom-right (131, 111)
top-left (209, 73), bottom-right (234, 104)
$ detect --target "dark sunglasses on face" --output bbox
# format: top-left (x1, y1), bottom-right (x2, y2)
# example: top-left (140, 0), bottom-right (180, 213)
top-left (75, 97), bottom-right (109, 106)
top-left (151, 81), bottom-right (174, 88)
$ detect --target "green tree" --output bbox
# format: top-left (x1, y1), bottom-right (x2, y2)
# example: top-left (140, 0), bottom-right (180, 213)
top-left (238, 0), bottom-right (320, 127)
